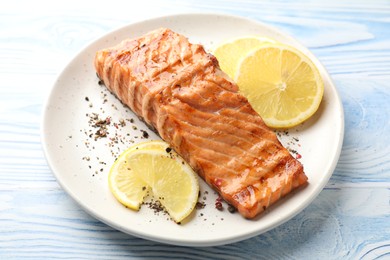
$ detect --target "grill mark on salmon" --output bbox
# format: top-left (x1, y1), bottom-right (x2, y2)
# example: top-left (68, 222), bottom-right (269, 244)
top-left (167, 102), bottom-right (274, 145)
top-left (95, 28), bottom-right (308, 218)
top-left (165, 115), bottom-right (287, 177)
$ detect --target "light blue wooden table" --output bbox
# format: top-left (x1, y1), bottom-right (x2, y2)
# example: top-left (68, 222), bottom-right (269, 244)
top-left (1, 1), bottom-right (389, 259)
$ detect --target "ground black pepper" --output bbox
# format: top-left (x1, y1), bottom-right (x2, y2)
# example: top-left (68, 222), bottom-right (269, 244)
top-left (275, 130), bottom-right (302, 158)
top-left (196, 201), bottom-right (206, 209)
top-left (79, 83), bottom-right (153, 176)
top-left (141, 130), bottom-right (149, 139)
top-left (227, 204), bottom-right (236, 213)
top-left (142, 199), bottom-right (168, 216)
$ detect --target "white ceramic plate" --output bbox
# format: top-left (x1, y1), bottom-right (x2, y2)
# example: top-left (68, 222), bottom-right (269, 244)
top-left (42, 13), bottom-right (344, 247)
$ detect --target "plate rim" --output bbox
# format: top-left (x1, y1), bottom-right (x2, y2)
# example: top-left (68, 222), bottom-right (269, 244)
top-left (41, 12), bottom-right (345, 247)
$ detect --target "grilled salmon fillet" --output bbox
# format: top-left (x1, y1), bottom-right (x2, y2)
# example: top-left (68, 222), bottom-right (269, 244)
top-left (94, 28), bottom-right (308, 219)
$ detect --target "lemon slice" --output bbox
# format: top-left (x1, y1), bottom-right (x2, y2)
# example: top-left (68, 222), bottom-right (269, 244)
top-left (212, 36), bottom-right (276, 79)
top-left (126, 148), bottom-right (199, 222)
top-left (108, 141), bottom-right (169, 210)
top-left (235, 43), bottom-right (324, 128)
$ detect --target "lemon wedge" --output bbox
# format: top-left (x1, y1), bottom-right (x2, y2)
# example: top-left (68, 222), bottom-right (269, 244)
top-left (235, 43), bottom-right (324, 128)
top-left (212, 36), bottom-right (276, 79)
top-left (109, 140), bottom-right (199, 223)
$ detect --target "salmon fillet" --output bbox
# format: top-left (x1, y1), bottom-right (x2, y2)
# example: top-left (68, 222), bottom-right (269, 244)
top-left (94, 28), bottom-right (308, 219)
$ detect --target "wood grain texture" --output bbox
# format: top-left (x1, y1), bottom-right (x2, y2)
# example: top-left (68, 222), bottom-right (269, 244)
top-left (1, 0), bottom-right (390, 258)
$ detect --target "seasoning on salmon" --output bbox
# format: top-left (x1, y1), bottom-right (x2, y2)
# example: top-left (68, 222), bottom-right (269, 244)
top-left (94, 28), bottom-right (308, 219)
